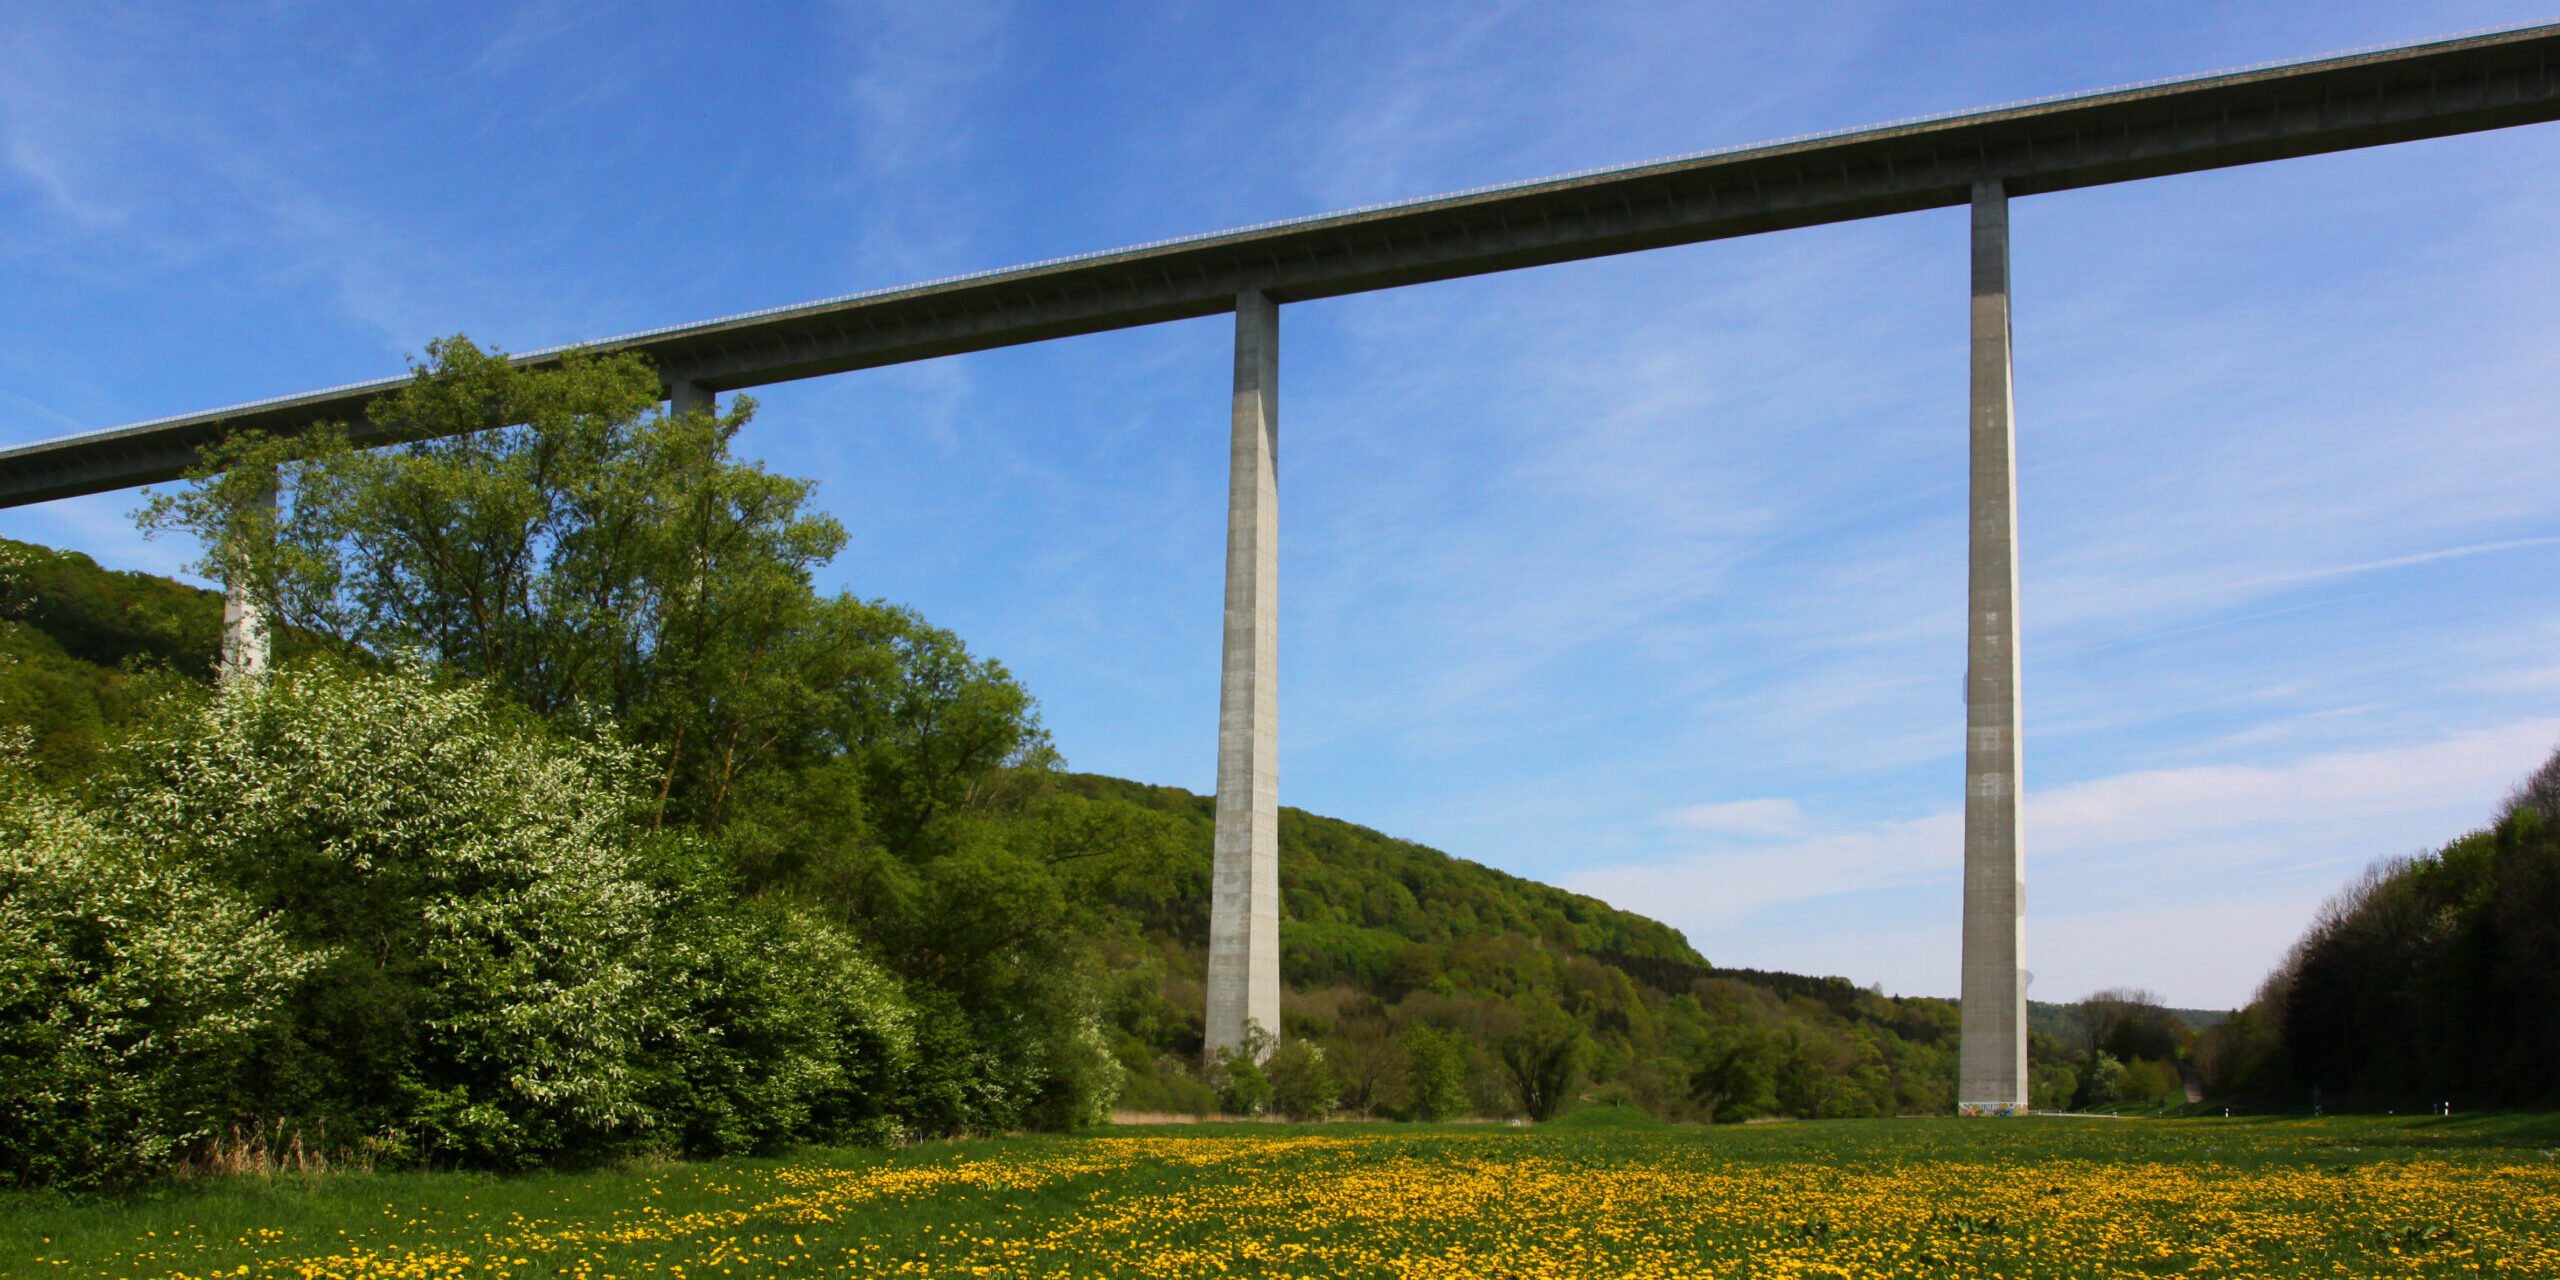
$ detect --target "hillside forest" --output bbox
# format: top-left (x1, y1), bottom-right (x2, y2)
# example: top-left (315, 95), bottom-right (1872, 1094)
top-left (2, 337), bottom-right (2552, 1188)
top-left (2191, 749), bottom-right (2560, 1112)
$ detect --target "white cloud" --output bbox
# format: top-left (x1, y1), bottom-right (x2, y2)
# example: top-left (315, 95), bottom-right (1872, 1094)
top-left (1563, 719), bottom-right (2560, 1005)
top-left (1660, 798), bottom-right (1807, 836)
top-left (2023, 718), bottom-right (2559, 854)
top-left (1570, 810), bottom-right (1961, 931)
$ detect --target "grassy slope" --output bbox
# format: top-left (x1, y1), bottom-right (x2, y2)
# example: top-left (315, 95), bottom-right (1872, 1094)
top-left (6, 1115), bottom-right (2555, 1279)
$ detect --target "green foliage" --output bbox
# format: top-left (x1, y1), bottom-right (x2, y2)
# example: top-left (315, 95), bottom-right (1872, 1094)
top-left (0, 740), bottom-right (315, 1187)
top-left (623, 878), bottom-right (916, 1155)
top-left (1497, 1000), bottom-right (1590, 1122)
top-left (2028, 1034), bottom-right (2080, 1111)
top-left (0, 539), bottom-right (219, 781)
top-left (2118, 1058), bottom-right (2180, 1107)
top-left (1399, 1024), bottom-right (1470, 1122)
top-left (123, 337), bottom-right (1123, 1147)
top-left (1064, 772), bottom-right (1965, 1124)
top-left (100, 663), bottom-right (916, 1167)
top-left (1263, 1039), bottom-right (1340, 1121)
top-left (118, 662), bottom-right (669, 1163)
top-left (1689, 1024), bottom-right (1781, 1123)
top-left (1544, 1102), bottom-right (1667, 1129)
top-left (1210, 1025), bottom-right (1276, 1117)
top-left (137, 337), bottom-right (856, 831)
top-left (2224, 761), bottom-right (2560, 1109)
top-left (0, 538), bottom-right (222, 674)
top-left (2077, 1053), bottom-right (2127, 1108)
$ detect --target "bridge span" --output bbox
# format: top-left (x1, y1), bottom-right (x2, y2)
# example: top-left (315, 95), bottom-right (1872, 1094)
top-left (6, 22), bottom-right (2556, 1115)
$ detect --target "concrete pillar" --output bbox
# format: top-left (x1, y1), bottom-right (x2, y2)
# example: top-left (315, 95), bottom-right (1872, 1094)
top-left (666, 378), bottom-right (715, 420)
top-left (217, 476), bottom-right (278, 683)
top-left (1205, 289), bottom-right (1281, 1063)
top-left (1958, 178), bottom-right (2028, 1116)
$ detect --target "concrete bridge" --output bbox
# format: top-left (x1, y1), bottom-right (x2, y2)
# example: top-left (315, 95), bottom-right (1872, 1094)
top-left (5, 23), bottom-right (2555, 1115)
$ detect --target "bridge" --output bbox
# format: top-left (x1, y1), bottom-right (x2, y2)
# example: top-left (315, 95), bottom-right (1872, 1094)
top-left (5, 22), bottom-right (2555, 1115)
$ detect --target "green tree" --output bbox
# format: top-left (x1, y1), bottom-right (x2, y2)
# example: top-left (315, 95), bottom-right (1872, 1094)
top-left (1498, 1000), bottom-right (1590, 1122)
top-left (1213, 1022), bottom-right (1277, 1116)
top-left (1688, 1025), bottom-right (1779, 1124)
top-left (1323, 1018), bottom-right (1402, 1117)
top-left (102, 663), bottom-right (915, 1167)
top-left (137, 336), bottom-right (849, 830)
top-left (135, 336), bottom-right (1134, 1136)
top-left (1265, 1039), bottom-right (1341, 1121)
top-left (2076, 1052), bottom-right (2127, 1108)
top-left (1397, 1024), bottom-right (1470, 1120)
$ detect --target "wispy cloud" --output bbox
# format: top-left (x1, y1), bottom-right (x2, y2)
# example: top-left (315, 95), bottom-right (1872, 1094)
top-left (1564, 718), bottom-right (2559, 1003)
top-left (1661, 799), bottom-right (1807, 837)
top-left (2228, 536), bottom-right (2560, 592)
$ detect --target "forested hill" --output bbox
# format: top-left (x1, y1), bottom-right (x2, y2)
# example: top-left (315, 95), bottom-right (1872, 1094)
top-left (1062, 773), bottom-right (1706, 977)
top-left (0, 537), bottom-right (223, 778)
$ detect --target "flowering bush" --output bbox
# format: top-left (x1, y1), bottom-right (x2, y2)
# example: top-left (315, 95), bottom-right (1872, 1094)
top-left (0, 663), bottom-right (922, 1178)
top-left (0, 737), bottom-right (316, 1186)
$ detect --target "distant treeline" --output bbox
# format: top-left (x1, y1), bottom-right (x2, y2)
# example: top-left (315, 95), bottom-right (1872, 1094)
top-left (2195, 749), bottom-right (2560, 1111)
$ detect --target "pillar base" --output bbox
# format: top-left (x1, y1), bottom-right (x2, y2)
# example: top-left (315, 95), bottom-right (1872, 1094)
top-left (1957, 1101), bottom-right (2028, 1117)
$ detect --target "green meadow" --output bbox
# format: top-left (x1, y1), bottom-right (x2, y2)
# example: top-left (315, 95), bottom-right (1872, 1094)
top-left (6, 1113), bottom-right (2556, 1279)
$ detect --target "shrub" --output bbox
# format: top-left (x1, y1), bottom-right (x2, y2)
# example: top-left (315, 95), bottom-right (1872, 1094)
top-left (2076, 1052), bottom-right (2127, 1108)
top-left (1211, 1023), bottom-right (1277, 1116)
top-left (99, 662), bottom-right (917, 1168)
top-left (1689, 1025), bottom-right (1780, 1124)
top-left (0, 745), bottom-right (317, 1186)
top-left (630, 870), bottom-right (915, 1154)
top-left (1400, 1024), bottom-right (1471, 1121)
top-left (1265, 1039), bottom-right (1340, 1121)
top-left (2118, 1058), bottom-right (2177, 1107)
top-left (1497, 1001), bottom-right (1591, 1122)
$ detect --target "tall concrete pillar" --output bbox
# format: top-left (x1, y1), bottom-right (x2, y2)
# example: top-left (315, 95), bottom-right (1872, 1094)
top-left (1205, 289), bottom-right (1281, 1063)
top-left (666, 378), bottom-right (715, 420)
top-left (218, 476), bottom-right (278, 684)
top-left (1959, 179), bottom-right (2028, 1116)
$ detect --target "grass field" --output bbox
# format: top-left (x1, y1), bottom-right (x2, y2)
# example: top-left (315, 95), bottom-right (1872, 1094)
top-left (5, 1112), bottom-right (2557, 1279)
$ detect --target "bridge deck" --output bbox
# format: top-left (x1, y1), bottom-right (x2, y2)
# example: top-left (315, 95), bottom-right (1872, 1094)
top-left (3, 21), bottom-right (2555, 507)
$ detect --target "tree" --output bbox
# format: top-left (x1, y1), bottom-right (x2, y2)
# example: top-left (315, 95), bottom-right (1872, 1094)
top-left (138, 336), bottom-right (851, 829)
top-left (1688, 1025), bottom-right (1779, 1124)
top-left (1265, 1039), bottom-right (1340, 1121)
top-left (1497, 1000), bottom-right (1590, 1122)
top-left (2078, 988), bottom-right (2185, 1066)
top-left (1324, 1017), bottom-right (1402, 1117)
top-left (96, 662), bottom-right (915, 1167)
top-left (1400, 1024), bottom-right (1470, 1121)
top-left (1212, 1022), bottom-right (1277, 1116)
top-left (133, 337), bottom-right (1137, 1137)
top-left (2075, 1053), bottom-right (2127, 1108)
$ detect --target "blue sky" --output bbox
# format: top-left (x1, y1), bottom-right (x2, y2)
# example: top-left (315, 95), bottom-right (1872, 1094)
top-left (6, 1), bottom-right (2558, 1008)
